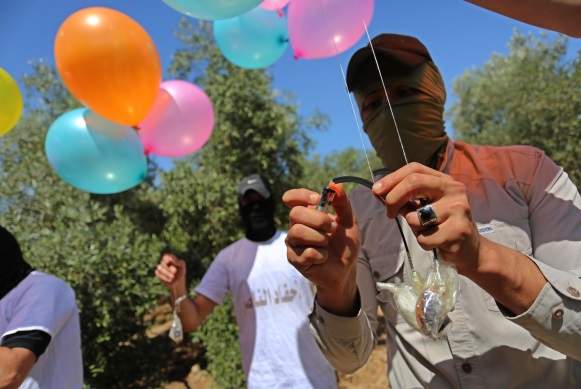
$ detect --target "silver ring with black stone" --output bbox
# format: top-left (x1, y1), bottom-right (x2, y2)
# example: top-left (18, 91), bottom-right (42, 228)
top-left (417, 203), bottom-right (438, 227)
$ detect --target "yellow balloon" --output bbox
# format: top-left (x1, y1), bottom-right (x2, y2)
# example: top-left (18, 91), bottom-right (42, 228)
top-left (0, 68), bottom-right (23, 135)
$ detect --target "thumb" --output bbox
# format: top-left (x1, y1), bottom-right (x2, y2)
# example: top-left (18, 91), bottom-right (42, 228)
top-left (329, 183), bottom-right (355, 228)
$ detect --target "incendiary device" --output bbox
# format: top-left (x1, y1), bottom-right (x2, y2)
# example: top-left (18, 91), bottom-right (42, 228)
top-left (315, 185), bottom-right (337, 214)
top-left (316, 171), bottom-right (459, 340)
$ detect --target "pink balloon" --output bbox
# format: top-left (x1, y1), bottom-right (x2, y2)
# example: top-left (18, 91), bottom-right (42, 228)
top-left (259, 0), bottom-right (290, 13)
top-left (138, 80), bottom-right (214, 157)
top-left (288, 0), bottom-right (374, 59)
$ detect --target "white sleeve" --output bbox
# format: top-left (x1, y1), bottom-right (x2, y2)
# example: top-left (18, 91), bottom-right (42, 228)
top-left (194, 252), bottom-right (230, 304)
top-left (308, 295), bottom-right (376, 374)
top-left (1, 273), bottom-right (76, 341)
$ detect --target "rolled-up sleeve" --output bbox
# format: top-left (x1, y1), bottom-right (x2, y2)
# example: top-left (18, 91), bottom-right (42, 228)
top-left (506, 151), bottom-right (581, 361)
top-left (506, 260), bottom-right (581, 360)
top-left (308, 297), bottom-right (376, 373)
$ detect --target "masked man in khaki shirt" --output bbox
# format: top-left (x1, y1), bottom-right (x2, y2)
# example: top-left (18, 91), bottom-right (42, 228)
top-left (283, 33), bottom-right (581, 388)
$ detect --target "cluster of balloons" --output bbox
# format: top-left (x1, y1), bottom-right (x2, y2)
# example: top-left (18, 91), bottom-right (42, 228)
top-left (162, 0), bottom-right (374, 68)
top-left (48, 7), bottom-right (215, 194)
top-left (43, 0), bottom-right (376, 194)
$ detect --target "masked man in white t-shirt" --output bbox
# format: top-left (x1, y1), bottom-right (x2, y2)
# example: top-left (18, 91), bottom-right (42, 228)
top-left (156, 174), bottom-right (337, 389)
top-left (0, 225), bottom-right (83, 388)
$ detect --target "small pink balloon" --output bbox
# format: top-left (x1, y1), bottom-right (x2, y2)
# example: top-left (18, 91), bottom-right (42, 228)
top-left (288, 0), bottom-right (374, 59)
top-left (259, 0), bottom-right (290, 14)
top-left (138, 80), bottom-right (214, 157)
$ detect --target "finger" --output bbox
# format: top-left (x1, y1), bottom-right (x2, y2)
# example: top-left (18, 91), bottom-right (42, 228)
top-left (289, 206), bottom-right (337, 232)
top-left (328, 183), bottom-right (356, 228)
top-left (286, 223), bottom-right (329, 248)
top-left (155, 266), bottom-right (175, 284)
top-left (287, 245), bottom-right (328, 267)
top-left (372, 162), bottom-right (449, 196)
top-left (156, 264), bottom-right (176, 281)
top-left (160, 253), bottom-right (177, 266)
top-left (403, 202), bottom-right (443, 231)
top-left (383, 174), bottom-right (452, 219)
top-left (415, 217), bottom-right (475, 254)
top-left (161, 253), bottom-right (185, 269)
top-left (282, 188), bottom-right (320, 208)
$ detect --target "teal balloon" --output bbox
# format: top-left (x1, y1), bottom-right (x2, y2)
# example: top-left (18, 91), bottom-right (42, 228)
top-left (162, 0), bottom-right (262, 20)
top-left (214, 8), bottom-right (289, 69)
top-left (45, 108), bottom-right (147, 194)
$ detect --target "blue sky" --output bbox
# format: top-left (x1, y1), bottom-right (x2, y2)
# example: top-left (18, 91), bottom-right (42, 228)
top-left (1, 0), bottom-right (579, 160)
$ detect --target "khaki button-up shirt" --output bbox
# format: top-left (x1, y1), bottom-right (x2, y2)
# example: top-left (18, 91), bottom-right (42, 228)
top-left (309, 140), bottom-right (581, 388)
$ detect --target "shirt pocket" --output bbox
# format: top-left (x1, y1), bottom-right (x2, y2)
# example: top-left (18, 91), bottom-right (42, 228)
top-left (366, 244), bottom-right (406, 284)
top-left (477, 219), bottom-right (533, 256)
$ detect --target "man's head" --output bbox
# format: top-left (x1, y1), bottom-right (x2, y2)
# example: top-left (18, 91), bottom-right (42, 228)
top-left (0, 225), bottom-right (33, 299)
top-left (346, 33), bottom-right (449, 170)
top-left (346, 33), bottom-right (432, 93)
top-left (237, 174), bottom-right (277, 242)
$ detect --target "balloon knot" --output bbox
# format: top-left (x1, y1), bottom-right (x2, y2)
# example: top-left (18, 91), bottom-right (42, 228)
top-left (277, 10), bottom-right (283, 17)
top-left (143, 149), bottom-right (150, 156)
top-left (132, 125), bottom-right (140, 131)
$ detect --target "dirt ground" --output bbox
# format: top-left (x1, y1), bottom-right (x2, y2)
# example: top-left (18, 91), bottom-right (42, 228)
top-left (162, 344), bottom-right (388, 389)
top-left (153, 305), bottom-right (390, 389)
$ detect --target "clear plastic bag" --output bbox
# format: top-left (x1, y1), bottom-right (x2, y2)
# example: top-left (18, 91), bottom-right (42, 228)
top-left (415, 259), bottom-right (458, 339)
top-left (169, 310), bottom-right (183, 343)
top-left (377, 253), bottom-right (459, 340)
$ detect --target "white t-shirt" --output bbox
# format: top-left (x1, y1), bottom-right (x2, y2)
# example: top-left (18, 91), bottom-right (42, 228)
top-left (196, 230), bottom-right (337, 389)
top-left (0, 271), bottom-right (83, 389)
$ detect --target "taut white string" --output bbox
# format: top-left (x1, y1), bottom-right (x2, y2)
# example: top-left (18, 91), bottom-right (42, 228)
top-left (315, 0), bottom-right (375, 182)
top-left (355, 1), bottom-right (409, 167)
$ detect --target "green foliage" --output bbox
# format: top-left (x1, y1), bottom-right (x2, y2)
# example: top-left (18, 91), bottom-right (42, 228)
top-left (448, 31), bottom-right (581, 188)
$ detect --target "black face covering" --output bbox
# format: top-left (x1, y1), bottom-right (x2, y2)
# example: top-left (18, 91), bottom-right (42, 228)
top-left (239, 197), bottom-right (277, 242)
top-left (0, 226), bottom-right (33, 300)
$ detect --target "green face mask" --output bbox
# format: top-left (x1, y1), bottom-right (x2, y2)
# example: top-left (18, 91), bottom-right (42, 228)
top-left (358, 62), bottom-right (449, 170)
top-left (363, 98), bottom-right (447, 170)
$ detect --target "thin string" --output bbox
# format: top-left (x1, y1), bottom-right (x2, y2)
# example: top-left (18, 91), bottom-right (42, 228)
top-left (355, 3), bottom-right (409, 166)
top-left (316, 0), bottom-right (374, 183)
top-left (318, 0), bottom-right (419, 273)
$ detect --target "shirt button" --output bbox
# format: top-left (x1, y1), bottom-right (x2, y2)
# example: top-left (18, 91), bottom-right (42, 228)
top-left (461, 363), bottom-right (472, 373)
top-left (552, 307), bottom-right (564, 319)
top-left (373, 271), bottom-right (380, 279)
top-left (318, 315), bottom-right (325, 324)
top-left (567, 287), bottom-right (580, 298)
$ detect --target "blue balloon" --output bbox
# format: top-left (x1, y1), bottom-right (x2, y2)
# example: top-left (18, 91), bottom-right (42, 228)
top-left (45, 108), bottom-right (147, 194)
top-left (162, 0), bottom-right (262, 20)
top-left (214, 8), bottom-right (289, 69)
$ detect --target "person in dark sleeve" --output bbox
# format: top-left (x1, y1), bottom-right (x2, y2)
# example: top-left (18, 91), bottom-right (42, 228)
top-left (0, 225), bottom-right (83, 388)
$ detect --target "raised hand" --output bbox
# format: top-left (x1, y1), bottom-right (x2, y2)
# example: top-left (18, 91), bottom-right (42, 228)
top-left (155, 253), bottom-right (187, 290)
top-left (283, 184), bottom-right (361, 316)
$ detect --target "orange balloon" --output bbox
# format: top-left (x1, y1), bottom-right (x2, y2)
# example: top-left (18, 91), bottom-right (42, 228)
top-left (54, 7), bottom-right (162, 126)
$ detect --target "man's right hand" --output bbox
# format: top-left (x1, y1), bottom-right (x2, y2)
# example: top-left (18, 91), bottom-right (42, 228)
top-left (155, 253), bottom-right (218, 333)
top-left (283, 184), bottom-right (361, 316)
top-left (155, 254), bottom-right (187, 291)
